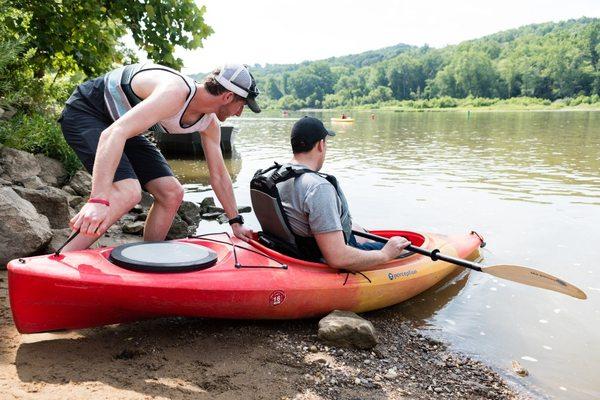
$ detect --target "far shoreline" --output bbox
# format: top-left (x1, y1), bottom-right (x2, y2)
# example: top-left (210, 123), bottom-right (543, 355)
top-left (269, 105), bottom-right (600, 113)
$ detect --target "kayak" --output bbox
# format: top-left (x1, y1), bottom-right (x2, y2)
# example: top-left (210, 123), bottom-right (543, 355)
top-left (331, 117), bottom-right (354, 123)
top-left (7, 230), bottom-right (483, 334)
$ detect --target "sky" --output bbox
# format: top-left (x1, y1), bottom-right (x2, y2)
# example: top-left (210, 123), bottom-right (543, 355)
top-left (172, 0), bottom-right (600, 75)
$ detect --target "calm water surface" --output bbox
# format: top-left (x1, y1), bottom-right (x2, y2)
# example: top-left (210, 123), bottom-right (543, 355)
top-left (172, 110), bottom-right (600, 399)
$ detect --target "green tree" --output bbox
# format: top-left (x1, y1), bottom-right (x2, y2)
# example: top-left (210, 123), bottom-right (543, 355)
top-left (431, 49), bottom-right (503, 98)
top-left (287, 62), bottom-right (336, 106)
top-left (3, 0), bottom-right (213, 78)
top-left (264, 78), bottom-right (283, 100)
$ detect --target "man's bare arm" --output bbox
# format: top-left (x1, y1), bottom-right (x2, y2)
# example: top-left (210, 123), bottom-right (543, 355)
top-left (314, 231), bottom-right (409, 271)
top-left (200, 119), bottom-right (253, 241)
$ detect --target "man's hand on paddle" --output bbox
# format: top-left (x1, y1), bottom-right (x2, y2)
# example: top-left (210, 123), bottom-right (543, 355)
top-left (381, 236), bottom-right (411, 260)
top-left (70, 202), bottom-right (111, 237)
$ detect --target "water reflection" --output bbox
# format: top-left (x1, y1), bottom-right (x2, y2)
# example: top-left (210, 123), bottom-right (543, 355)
top-left (368, 269), bottom-right (471, 323)
top-left (167, 148), bottom-right (242, 186)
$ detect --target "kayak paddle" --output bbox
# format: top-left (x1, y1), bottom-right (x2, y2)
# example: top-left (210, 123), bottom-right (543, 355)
top-left (352, 230), bottom-right (587, 300)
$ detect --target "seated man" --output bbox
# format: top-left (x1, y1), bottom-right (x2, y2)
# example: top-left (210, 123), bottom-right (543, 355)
top-left (251, 116), bottom-right (410, 271)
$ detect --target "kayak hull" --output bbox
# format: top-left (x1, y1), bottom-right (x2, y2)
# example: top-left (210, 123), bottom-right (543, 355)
top-left (7, 230), bottom-right (482, 333)
top-left (331, 118), bottom-right (354, 123)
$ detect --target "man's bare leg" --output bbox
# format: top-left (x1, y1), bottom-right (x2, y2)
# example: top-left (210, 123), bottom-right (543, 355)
top-left (143, 176), bottom-right (184, 241)
top-left (63, 178), bottom-right (143, 251)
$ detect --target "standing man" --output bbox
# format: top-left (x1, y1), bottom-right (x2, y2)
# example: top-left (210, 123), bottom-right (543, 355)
top-left (59, 63), bottom-right (260, 250)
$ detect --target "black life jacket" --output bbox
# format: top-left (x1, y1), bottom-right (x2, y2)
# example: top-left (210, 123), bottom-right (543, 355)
top-left (250, 162), bottom-right (350, 261)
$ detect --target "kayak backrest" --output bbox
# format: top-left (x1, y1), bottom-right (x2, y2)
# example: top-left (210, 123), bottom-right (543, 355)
top-left (250, 187), bottom-right (297, 245)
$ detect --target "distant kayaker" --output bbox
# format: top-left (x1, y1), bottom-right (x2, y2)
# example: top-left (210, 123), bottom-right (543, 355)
top-left (251, 116), bottom-right (410, 271)
top-left (341, 113), bottom-right (347, 119)
top-left (59, 63), bottom-right (261, 250)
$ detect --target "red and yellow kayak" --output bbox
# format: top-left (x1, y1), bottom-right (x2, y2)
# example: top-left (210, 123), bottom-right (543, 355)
top-left (7, 230), bottom-right (483, 334)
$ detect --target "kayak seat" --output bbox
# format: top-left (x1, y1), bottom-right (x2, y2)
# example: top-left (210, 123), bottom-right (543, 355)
top-left (109, 241), bottom-right (218, 272)
top-left (250, 187), bottom-right (313, 261)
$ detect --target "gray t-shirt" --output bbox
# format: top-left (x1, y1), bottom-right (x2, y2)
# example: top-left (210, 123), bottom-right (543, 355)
top-left (276, 164), bottom-right (352, 239)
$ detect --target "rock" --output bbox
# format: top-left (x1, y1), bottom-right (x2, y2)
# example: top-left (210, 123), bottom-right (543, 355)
top-left (12, 186), bottom-right (71, 228)
top-left (199, 196), bottom-right (215, 213)
top-left (511, 360), bottom-right (529, 377)
top-left (166, 214), bottom-right (189, 239)
top-left (201, 211), bottom-right (222, 220)
top-left (139, 191), bottom-right (154, 208)
top-left (96, 229), bottom-right (143, 248)
top-left (384, 369), bottom-right (398, 379)
top-left (61, 185), bottom-right (77, 195)
top-left (16, 176), bottom-right (46, 189)
top-left (309, 345), bottom-right (318, 353)
top-left (0, 187), bottom-right (52, 267)
top-left (0, 177), bottom-right (10, 186)
top-left (35, 154), bottom-right (69, 187)
top-left (68, 195), bottom-right (84, 208)
top-left (130, 204), bottom-right (144, 214)
top-left (134, 213), bottom-right (147, 222)
top-left (68, 170), bottom-right (92, 196)
top-left (0, 105), bottom-right (16, 120)
top-left (178, 200), bottom-right (201, 225)
top-left (217, 213), bottom-right (229, 224)
top-left (122, 221), bottom-right (145, 235)
top-left (207, 205), bottom-right (225, 213)
top-left (317, 310), bottom-right (378, 349)
top-left (0, 147), bottom-right (41, 183)
top-left (237, 205), bottom-right (252, 213)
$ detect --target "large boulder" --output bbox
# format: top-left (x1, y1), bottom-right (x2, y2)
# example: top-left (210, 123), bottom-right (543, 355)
top-left (0, 187), bottom-right (52, 267)
top-left (0, 147), bottom-right (41, 183)
top-left (35, 154), bottom-right (69, 187)
top-left (12, 186), bottom-right (71, 228)
top-left (68, 170), bottom-right (92, 196)
top-left (317, 310), bottom-right (378, 349)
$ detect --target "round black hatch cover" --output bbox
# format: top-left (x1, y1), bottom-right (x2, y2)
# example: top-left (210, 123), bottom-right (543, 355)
top-left (109, 241), bottom-right (218, 272)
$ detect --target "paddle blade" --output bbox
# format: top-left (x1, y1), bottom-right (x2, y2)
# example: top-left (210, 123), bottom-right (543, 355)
top-left (482, 265), bottom-right (587, 299)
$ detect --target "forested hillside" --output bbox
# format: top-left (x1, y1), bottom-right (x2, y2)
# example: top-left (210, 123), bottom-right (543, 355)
top-left (193, 18), bottom-right (600, 109)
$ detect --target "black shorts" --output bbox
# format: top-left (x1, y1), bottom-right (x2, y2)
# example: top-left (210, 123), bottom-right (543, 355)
top-left (59, 103), bottom-right (174, 189)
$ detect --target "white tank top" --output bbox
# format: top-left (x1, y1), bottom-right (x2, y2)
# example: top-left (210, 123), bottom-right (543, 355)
top-left (104, 62), bottom-right (218, 134)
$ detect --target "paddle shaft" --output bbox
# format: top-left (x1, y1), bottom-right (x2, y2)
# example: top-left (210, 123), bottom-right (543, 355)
top-left (352, 230), bottom-right (483, 272)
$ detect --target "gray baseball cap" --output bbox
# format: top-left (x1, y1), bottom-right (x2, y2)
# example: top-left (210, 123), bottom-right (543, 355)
top-left (214, 64), bottom-right (261, 113)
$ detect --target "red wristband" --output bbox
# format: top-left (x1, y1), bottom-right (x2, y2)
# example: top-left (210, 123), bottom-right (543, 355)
top-left (88, 197), bottom-right (110, 207)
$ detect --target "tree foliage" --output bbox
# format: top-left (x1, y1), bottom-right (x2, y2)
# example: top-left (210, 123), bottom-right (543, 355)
top-left (2, 0), bottom-right (212, 78)
top-left (249, 18), bottom-right (600, 109)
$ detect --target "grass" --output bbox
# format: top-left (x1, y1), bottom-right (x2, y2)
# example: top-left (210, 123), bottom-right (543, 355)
top-left (0, 112), bottom-right (81, 175)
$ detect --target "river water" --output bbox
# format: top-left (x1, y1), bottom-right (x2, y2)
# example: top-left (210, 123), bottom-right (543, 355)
top-left (171, 110), bottom-right (599, 399)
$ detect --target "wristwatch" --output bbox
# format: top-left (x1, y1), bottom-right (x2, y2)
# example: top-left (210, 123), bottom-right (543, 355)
top-left (228, 215), bottom-right (244, 225)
